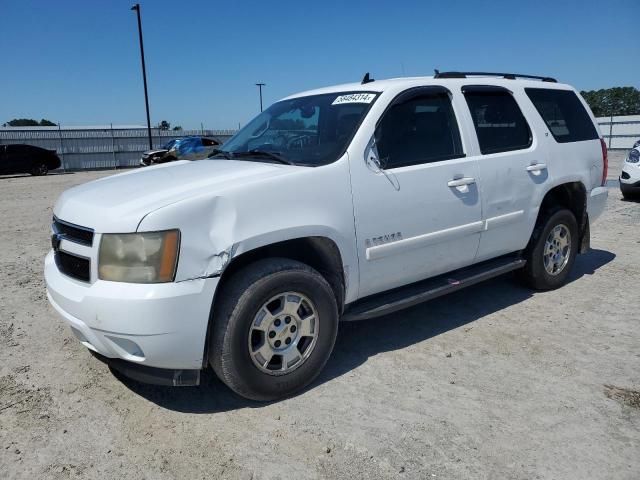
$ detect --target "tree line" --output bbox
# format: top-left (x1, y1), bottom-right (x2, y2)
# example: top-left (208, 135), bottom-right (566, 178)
top-left (579, 87), bottom-right (640, 117)
top-left (2, 118), bottom-right (183, 130)
top-left (3, 118), bottom-right (57, 127)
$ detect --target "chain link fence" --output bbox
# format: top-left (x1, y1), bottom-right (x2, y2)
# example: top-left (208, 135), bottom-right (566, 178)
top-left (0, 126), bottom-right (236, 170)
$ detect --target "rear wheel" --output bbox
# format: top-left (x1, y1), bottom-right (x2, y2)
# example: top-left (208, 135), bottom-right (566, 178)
top-left (210, 258), bottom-right (338, 401)
top-left (31, 162), bottom-right (48, 176)
top-left (519, 208), bottom-right (578, 290)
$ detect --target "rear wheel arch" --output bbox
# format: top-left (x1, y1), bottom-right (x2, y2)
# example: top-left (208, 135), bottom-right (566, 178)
top-left (534, 182), bottom-right (588, 252)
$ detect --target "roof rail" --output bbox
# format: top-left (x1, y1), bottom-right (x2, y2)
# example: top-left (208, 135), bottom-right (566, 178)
top-left (433, 70), bottom-right (557, 83)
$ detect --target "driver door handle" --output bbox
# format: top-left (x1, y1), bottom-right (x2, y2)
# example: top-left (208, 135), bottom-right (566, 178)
top-left (526, 163), bottom-right (547, 172)
top-left (448, 177), bottom-right (476, 188)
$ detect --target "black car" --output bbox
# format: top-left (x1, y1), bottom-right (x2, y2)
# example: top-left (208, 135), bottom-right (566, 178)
top-left (0, 144), bottom-right (61, 176)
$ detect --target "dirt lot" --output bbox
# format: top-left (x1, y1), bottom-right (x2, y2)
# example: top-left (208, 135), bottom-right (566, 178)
top-left (1, 152), bottom-right (638, 480)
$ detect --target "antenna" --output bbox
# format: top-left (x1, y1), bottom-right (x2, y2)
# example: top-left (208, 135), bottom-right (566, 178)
top-left (361, 72), bottom-right (374, 84)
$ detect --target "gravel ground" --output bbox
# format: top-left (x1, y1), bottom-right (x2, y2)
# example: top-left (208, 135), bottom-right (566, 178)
top-left (0, 152), bottom-right (638, 480)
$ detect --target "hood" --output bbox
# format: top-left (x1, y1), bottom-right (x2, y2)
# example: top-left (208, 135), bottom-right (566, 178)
top-left (143, 149), bottom-right (169, 156)
top-left (54, 160), bottom-right (297, 232)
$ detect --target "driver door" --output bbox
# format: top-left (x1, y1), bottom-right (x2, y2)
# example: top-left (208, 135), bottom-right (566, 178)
top-left (350, 87), bottom-right (483, 298)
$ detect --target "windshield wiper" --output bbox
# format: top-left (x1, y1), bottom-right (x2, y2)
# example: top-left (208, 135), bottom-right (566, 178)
top-left (232, 150), bottom-right (295, 165)
top-left (207, 148), bottom-right (234, 159)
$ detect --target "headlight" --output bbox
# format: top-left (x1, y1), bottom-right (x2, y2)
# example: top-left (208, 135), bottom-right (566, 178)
top-left (627, 149), bottom-right (639, 164)
top-left (98, 230), bottom-right (180, 283)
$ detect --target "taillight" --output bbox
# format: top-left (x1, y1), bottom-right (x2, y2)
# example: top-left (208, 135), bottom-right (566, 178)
top-left (600, 138), bottom-right (608, 186)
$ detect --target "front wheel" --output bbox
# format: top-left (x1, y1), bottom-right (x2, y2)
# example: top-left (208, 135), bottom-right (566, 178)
top-left (31, 162), bottom-right (48, 176)
top-left (519, 208), bottom-right (579, 290)
top-left (210, 258), bottom-right (338, 401)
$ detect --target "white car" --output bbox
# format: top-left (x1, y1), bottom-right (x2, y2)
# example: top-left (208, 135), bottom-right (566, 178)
top-left (620, 144), bottom-right (640, 199)
top-left (45, 72), bottom-right (608, 401)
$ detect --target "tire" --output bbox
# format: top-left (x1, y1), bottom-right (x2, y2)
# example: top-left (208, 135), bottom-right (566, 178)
top-left (210, 258), bottom-right (339, 401)
top-left (31, 162), bottom-right (48, 176)
top-left (620, 185), bottom-right (639, 200)
top-left (519, 207), bottom-right (579, 290)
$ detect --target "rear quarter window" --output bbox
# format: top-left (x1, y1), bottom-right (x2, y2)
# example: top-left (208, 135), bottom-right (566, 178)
top-left (525, 88), bottom-right (598, 143)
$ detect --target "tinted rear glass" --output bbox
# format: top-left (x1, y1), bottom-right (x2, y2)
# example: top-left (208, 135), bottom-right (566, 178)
top-left (464, 89), bottom-right (532, 154)
top-left (525, 88), bottom-right (598, 143)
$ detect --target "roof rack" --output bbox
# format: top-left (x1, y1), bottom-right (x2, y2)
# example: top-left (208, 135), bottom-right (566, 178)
top-left (433, 70), bottom-right (557, 83)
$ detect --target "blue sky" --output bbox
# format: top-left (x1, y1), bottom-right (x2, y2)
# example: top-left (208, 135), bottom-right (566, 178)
top-left (1, 0), bottom-right (638, 129)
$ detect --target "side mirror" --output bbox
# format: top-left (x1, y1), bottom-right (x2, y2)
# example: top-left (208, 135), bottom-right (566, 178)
top-left (364, 135), bottom-right (400, 190)
top-left (365, 135), bottom-right (383, 172)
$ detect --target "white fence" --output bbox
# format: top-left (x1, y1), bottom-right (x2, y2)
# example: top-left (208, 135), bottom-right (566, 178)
top-left (1, 114), bottom-right (636, 172)
top-left (596, 115), bottom-right (640, 150)
top-left (0, 127), bottom-right (236, 170)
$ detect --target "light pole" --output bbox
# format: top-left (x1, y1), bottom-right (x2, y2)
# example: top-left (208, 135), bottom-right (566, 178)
top-left (255, 83), bottom-right (266, 112)
top-left (131, 3), bottom-right (153, 150)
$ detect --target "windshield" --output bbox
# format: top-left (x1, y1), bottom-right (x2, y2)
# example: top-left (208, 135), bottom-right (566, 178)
top-left (218, 91), bottom-right (378, 166)
top-left (162, 139), bottom-right (177, 150)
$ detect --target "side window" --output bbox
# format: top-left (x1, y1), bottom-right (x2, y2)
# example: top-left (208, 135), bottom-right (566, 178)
top-left (525, 88), bottom-right (598, 143)
top-left (375, 91), bottom-right (464, 169)
top-left (463, 88), bottom-right (532, 154)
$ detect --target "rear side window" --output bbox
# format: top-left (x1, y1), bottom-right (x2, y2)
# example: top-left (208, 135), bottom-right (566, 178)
top-left (375, 90), bottom-right (464, 168)
top-left (525, 88), bottom-right (598, 143)
top-left (463, 88), bottom-right (532, 154)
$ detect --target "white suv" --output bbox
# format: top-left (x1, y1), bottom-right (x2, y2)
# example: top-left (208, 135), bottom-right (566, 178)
top-left (620, 144), bottom-right (640, 199)
top-left (45, 72), bottom-right (609, 401)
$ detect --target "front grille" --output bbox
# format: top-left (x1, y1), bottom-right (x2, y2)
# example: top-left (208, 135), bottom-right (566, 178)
top-left (55, 250), bottom-right (91, 282)
top-left (52, 217), bottom-right (94, 246)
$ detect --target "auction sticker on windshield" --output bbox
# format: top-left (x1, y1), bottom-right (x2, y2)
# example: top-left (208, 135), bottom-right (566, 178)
top-left (332, 93), bottom-right (376, 105)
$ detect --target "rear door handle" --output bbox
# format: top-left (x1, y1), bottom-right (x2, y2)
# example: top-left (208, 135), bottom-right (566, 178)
top-left (526, 163), bottom-right (547, 172)
top-left (448, 177), bottom-right (476, 188)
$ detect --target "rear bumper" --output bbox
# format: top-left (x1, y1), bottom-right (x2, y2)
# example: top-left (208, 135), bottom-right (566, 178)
top-left (45, 250), bottom-right (218, 370)
top-left (587, 186), bottom-right (608, 223)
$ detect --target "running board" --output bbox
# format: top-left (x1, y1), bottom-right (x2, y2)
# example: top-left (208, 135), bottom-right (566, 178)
top-left (342, 256), bottom-right (526, 321)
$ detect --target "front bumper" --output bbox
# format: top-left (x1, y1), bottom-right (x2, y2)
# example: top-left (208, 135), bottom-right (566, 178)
top-left (620, 162), bottom-right (640, 194)
top-left (45, 250), bottom-right (218, 370)
top-left (90, 351), bottom-right (201, 386)
top-left (620, 180), bottom-right (640, 194)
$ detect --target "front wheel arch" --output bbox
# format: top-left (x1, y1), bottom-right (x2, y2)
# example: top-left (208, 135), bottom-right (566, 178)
top-left (200, 236), bottom-right (346, 369)
top-left (209, 257), bottom-right (339, 401)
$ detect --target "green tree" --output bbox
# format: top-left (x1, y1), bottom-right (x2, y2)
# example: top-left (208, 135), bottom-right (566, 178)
top-left (172, 125), bottom-right (183, 131)
top-left (2, 118), bottom-right (57, 127)
top-left (580, 87), bottom-right (640, 117)
top-left (156, 120), bottom-right (171, 130)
